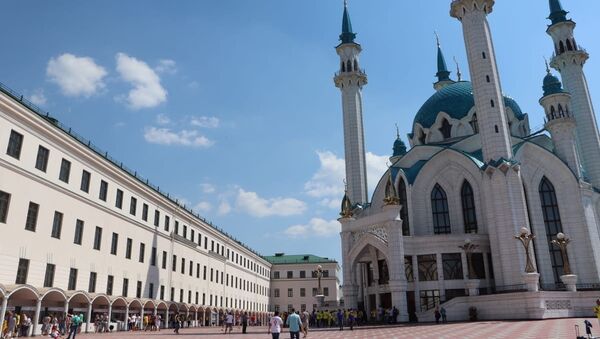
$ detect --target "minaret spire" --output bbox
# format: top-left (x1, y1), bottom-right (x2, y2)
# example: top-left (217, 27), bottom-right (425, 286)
top-left (433, 32), bottom-right (453, 90)
top-left (548, 0), bottom-right (568, 25)
top-left (454, 56), bottom-right (462, 82)
top-left (340, 0), bottom-right (356, 44)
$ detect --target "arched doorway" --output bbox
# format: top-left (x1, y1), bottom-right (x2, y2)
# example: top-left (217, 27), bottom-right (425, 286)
top-left (67, 292), bottom-right (91, 332)
top-left (155, 301), bottom-right (168, 329)
top-left (90, 294), bottom-right (111, 332)
top-left (111, 297), bottom-right (127, 330)
top-left (6, 285), bottom-right (39, 335)
top-left (127, 299), bottom-right (143, 331)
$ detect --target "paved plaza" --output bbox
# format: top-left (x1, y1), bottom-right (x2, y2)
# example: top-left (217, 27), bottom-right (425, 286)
top-left (64, 317), bottom-right (597, 338)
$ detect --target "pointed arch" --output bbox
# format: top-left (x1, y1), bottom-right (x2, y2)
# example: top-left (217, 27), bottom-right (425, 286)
top-left (550, 105), bottom-right (556, 119)
top-left (397, 178), bottom-right (410, 236)
top-left (558, 104), bottom-right (564, 117)
top-left (354, 59), bottom-right (359, 72)
top-left (431, 184), bottom-right (451, 234)
top-left (470, 113), bottom-right (479, 133)
top-left (341, 61), bottom-right (346, 72)
top-left (559, 41), bottom-right (565, 54)
top-left (461, 180), bottom-right (478, 233)
top-left (346, 60), bottom-right (352, 72)
top-left (566, 39), bottom-right (573, 51)
top-left (539, 176), bottom-right (565, 283)
top-left (439, 118), bottom-right (452, 139)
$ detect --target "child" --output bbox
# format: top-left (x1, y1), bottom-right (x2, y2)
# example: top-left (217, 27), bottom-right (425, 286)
top-left (49, 325), bottom-right (63, 339)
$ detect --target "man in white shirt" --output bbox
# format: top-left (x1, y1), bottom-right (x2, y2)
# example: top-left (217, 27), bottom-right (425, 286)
top-left (269, 311), bottom-right (283, 339)
top-left (225, 312), bottom-right (234, 334)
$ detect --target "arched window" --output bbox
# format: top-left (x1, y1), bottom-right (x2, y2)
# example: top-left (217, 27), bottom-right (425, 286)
top-left (566, 39), bottom-right (573, 51)
top-left (470, 113), bottom-right (479, 134)
top-left (550, 105), bottom-right (556, 119)
top-left (539, 177), bottom-right (565, 283)
top-left (431, 184), bottom-right (451, 234)
top-left (341, 62), bottom-right (346, 72)
top-left (559, 41), bottom-right (565, 54)
top-left (573, 38), bottom-right (578, 50)
top-left (558, 104), bottom-right (564, 117)
top-left (490, 99), bottom-right (495, 108)
top-left (347, 60), bottom-right (352, 72)
top-left (398, 178), bottom-right (410, 236)
top-left (461, 181), bottom-right (478, 233)
top-left (418, 130), bottom-right (426, 145)
top-left (486, 75), bottom-right (490, 83)
top-left (354, 59), bottom-right (359, 72)
top-left (439, 119), bottom-right (452, 139)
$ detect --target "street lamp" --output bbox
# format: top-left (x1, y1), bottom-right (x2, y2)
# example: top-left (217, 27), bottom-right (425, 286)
top-left (514, 227), bottom-right (536, 273)
top-left (459, 239), bottom-right (479, 279)
top-left (551, 232), bottom-right (572, 275)
top-left (315, 265), bottom-right (324, 295)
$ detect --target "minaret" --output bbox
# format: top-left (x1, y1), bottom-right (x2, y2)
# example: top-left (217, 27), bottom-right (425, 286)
top-left (540, 63), bottom-right (582, 178)
top-left (451, 0), bottom-right (535, 288)
top-left (434, 33), bottom-right (455, 91)
top-left (451, 0), bottom-right (512, 163)
top-left (547, 0), bottom-right (600, 187)
top-left (334, 0), bottom-right (369, 205)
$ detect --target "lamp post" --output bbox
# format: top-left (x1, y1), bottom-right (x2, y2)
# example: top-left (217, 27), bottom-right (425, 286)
top-left (514, 227), bottom-right (536, 273)
top-left (459, 239), bottom-right (479, 279)
top-left (314, 265), bottom-right (325, 309)
top-left (551, 232), bottom-right (572, 275)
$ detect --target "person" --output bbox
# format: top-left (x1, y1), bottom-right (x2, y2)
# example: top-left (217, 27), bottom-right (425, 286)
top-left (241, 312), bottom-right (248, 334)
top-left (224, 311), bottom-right (234, 334)
top-left (594, 299), bottom-right (600, 328)
top-left (268, 311), bottom-right (283, 339)
top-left (173, 314), bottom-right (181, 335)
top-left (434, 307), bottom-right (441, 324)
top-left (440, 306), bottom-right (447, 323)
top-left (301, 309), bottom-right (309, 338)
top-left (348, 309), bottom-right (356, 331)
top-left (392, 306), bottom-right (399, 324)
top-left (336, 309), bottom-right (344, 331)
top-left (65, 313), bottom-right (80, 339)
top-left (286, 309), bottom-right (302, 339)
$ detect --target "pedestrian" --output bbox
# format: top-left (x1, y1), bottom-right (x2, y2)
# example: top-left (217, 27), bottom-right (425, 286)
top-left (286, 309), bottom-right (302, 339)
top-left (594, 299), bottom-right (600, 328)
top-left (434, 307), bottom-right (441, 324)
top-left (65, 313), bottom-right (80, 339)
top-left (241, 312), bottom-right (248, 334)
top-left (348, 309), bottom-right (356, 331)
top-left (440, 306), bottom-right (447, 323)
top-left (336, 309), bottom-right (344, 331)
top-left (173, 314), bottom-right (181, 335)
top-left (224, 311), bottom-right (234, 334)
top-left (301, 309), bottom-right (309, 338)
top-left (268, 311), bottom-right (283, 339)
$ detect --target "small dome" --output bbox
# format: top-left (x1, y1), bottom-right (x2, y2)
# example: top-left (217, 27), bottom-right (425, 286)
top-left (393, 138), bottom-right (407, 157)
top-left (412, 81), bottom-right (525, 135)
top-left (543, 72), bottom-right (565, 96)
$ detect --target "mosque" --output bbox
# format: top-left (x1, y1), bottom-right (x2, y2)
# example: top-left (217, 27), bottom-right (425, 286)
top-left (336, 0), bottom-right (600, 320)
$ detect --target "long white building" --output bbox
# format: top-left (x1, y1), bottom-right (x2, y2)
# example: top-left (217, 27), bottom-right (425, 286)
top-left (0, 84), bottom-right (272, 335)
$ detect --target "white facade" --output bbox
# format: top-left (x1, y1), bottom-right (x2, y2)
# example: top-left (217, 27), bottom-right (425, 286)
top-left (337, 0), bottom-right (600, 321)
top-left (0, 86), bottom-right (272, 334)
top-left (266, 255), bottom-right (340, 313)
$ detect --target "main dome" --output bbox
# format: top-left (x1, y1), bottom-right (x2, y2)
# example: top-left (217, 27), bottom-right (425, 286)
top-left (412, 81), bottom-right (525, 130)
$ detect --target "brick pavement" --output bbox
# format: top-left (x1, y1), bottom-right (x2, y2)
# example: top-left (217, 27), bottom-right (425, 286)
top-left (66, 318), bottom-right (598, 338)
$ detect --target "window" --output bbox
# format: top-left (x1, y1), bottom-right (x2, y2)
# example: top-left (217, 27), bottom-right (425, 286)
top-left (323, 287), bottom-right (329, 296)
top-left (115, 189), bottom-right (123, 209)
top-left (151, 247), bottom-right (157, 266)
top-left (172, 255), bottom-right (177, 272)
top-left (482, 52), bottom-right (486, 59)
top-left (35, 146), bottom-right (50, 172)
top-left (99, 180), bottom-right (108, 201)
top-left (136, 281), bottom-right (142, 298)
top-left (442, 253), bottom-right (463, 280)
top-left (210, 268), bottom-right (214, 281)
top-left (142, 203), bottom-right (148, 221)
top-left (461, 181), bottom-right (478, 233)
top-left (378, 260), bottom-right (390, 285)
top-left (51, 211), bottom-right (63, 239)
top-left (129, 197), bottom-right (137, 216)
top-left (106, 275), bottom-right (114, 295)
top-left (203, 266), bottom-right (207, 280)
top-left (288, 288), bottom-right (293, 297)
top-left (93, 226), bottom-right (102, 250)
top-left (197, 263), bottom-right (200, 278)
top-left (418, 254), bottom-right (438, 281)
top-left (273, 271), bottom-right (280, 279)
top-left (15, 258), bottom-right (30, 284)
top-left (6, 130), bottom-right (24, 159)
top-left (431, 184), bottom-right (451, 234)
top-left (539, 177), bottom-right (565, 283)
top-left (44, 263), bottom-right (55, 287)
top-left (470, 114), bottom-right (479, 133)
top-left (300, 271), bottom-right (306, 278)
top-left (68, 268), bottom-right (78, 290)
top-left (0, 191), bottom-right (10, 223)
top-left (164, 216), bottom-right (170, 231)
top-left (122, 278), bottom-right (129, 297)
top-left (405, 256), bottom-right (414, 282)
top-left (300, 288), bottom-right (306, 297)
top-left (274, 289), bottom-right (280, 298)
top-left (397, 178), bottom-right (410, 236)
top-left (287, 271), bottom-right (293, 279)
top-left (439, 119), bottom-right (452, 139)
top-left (160, 285), bottom-right (165, 300)
top-left (149, 283), bottom-right (154, 299)
top-left (110, 232), bottom-right (119, 255)
top-left (420, 290), bottom-right (440, 311)
top-left (445, 288), bottom-right (466, 302)
top-left (175, 221), bottom-right (179, 234)
top-left (125, 238), bottom-right (132, 259)
top-left (154, 210), bottom-right (160, 227)
top-left (139, 243), bottom-right (145, 263)
top-left (25, 202), bottom-right (39, 232)
top-left (59, 159), bottom-right (71, 183)
top-left (80, 170), bottom-right (91, 193)
top-left (183, 225), bottom-right (188, 238)
top-left (189, 260), bottom-right (193, 276)
top-left (471, 253), bottom-right (486, 279)
top-left (88, 272), bottom-right (97, 293)
top-left (74, 219), bottom-right (84, 245)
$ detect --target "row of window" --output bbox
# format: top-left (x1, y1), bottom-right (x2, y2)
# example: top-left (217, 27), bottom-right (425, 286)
top-left (399, 253), bottom-right (492, 283)
top-left (14, 258), bottom-right (266, 311)
top-left (272, 270), bottom-right (330, 279)
top-left (273, 304), bottom-right (315, 313)
top-left (272, 287), bottom-right (330, 298)
top-left (4, 128), bottom-right (269, 278)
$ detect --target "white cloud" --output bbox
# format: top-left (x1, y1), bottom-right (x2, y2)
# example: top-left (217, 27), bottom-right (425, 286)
top-left (116, 53), bottom-right (167, 109)
top-left (304, 151), bottom-right (389, 200)
top-left (200, 183), bottom-right (216, 194)
top-left (144, 127), bottom-right (214, 147)
top-left (217, 200), bottom-right (232, 216)
top-left (156, 114), bottom-right (171, 125)
top-left (29, 89), bottom-right (47, 106)
top-left (284, 218), bottom-right (341, 238)
top-left (155, 59), bottom-right (177, 74)
top-left (319, 198), bottom-right (340, 209)
top-left (194, 201), bottom-right (212, 213)
top-left (46, 53), bottom-right (107, 97)
top-left (235, 188), bottom-right (306, 218)
top-left (190, 116), bottom-right (220, 128)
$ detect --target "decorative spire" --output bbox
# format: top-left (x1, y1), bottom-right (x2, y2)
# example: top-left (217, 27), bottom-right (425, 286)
top-left (454, 56), bottom-right (462, 82)
top-left (435, 32), bottom-right (451, 83)
top-left (393, 124), bottom-right (407, 157)
top-left (340, 179), bottom-right (354, 218)
top-left (542, 59), bottom-right (565, 96)
top-left (548, 0), bottom-right (568, 25)
top-left (339, 0), bottom-right (357, 44)
top-left (383, 171), bottom-right (400, 206)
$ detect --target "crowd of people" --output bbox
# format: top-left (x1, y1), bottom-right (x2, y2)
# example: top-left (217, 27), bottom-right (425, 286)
top-left (1, 312), bottom-right (84, 339)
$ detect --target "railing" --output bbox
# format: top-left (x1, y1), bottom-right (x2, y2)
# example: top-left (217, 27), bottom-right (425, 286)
top-left (333, 68), bottom-right (367, 78)
top-left (489, 284), bottom-right (528, 294)
top-left (0, 81), bottom-right (264, 259)
top-left (575, 283), bottom-right (600, 291)
top-left (540, 283), bottom-right (566, 291)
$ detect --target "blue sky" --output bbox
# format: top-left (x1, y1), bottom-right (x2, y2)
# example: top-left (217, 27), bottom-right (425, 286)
top-left (1, 0), bottom-right (598, 265)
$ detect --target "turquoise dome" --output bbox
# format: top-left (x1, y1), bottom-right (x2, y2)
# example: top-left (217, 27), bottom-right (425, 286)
top-left (412, 81), bottom-right (525, 130)
top-left (543, 72), bottom-right (565, 96)
top-left (393, 137), bottom-right (407, 157)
